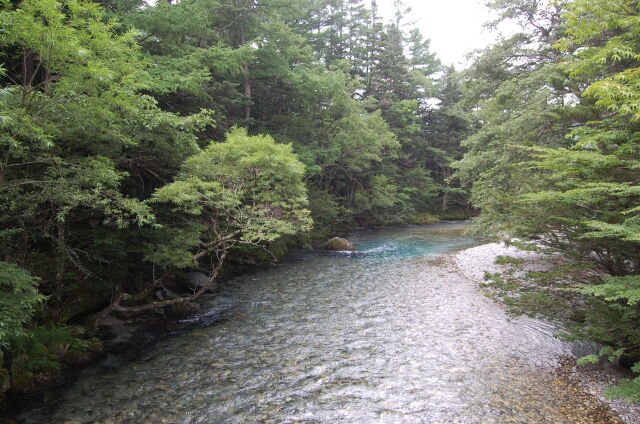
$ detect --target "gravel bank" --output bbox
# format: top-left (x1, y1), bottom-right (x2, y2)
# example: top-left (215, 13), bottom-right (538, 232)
top-left (453, 242), bottom-right (640, 424)
top-left (453, 242), bottom-right (558, 281)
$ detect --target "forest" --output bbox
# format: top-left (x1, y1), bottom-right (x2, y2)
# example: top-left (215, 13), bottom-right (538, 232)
top-left (0, 0), bottom-right (639, 408)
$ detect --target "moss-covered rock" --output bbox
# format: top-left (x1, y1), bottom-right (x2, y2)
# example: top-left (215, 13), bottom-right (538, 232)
top-left (325, 237), bottom-right (355, 251)
top-left (62, 349), bottom-right (92, 366)
top-left (10, 370), bottom-right (34, 393)
top-left (0, 367), bottom-right (10, 401)
top-left (9, 355), bottom-right (34, 393)
top-left (59, 280), bottom-right (112, 323)
top-left (86, 338), bottom-right (104, 354)
top-left (62, 337), bottom-right (104, 366)
top-left (69, 325), bottom-right (88, 338)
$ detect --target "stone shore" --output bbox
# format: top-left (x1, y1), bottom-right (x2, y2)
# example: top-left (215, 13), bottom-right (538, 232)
top-left (453, 242), bottom-right (640, 424)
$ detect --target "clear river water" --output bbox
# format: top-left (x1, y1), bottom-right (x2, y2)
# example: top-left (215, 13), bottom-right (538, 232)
top-left (16, 222), bottom-right (622, 423)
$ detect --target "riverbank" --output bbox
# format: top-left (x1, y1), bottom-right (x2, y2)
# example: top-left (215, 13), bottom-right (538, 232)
top-left (453, 242), bottom-right (640, 424)
top-left (8, 224), bottom-right (639, 423)
top-left (11, 222), bottom-right (634, 423)
top-left (0, 220), bottom-right (459, 411)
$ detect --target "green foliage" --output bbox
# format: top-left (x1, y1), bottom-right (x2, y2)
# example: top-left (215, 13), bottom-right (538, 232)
top-left (578, 275), bottom-right (640, 306)
top-left (148, 128), bottom-right (312, 270)
top-left (0, 0), bottom-right (215, 386)
top-left (495, 256), bottom-right (525, 266)
top-left (606, 366), bottom-right (640, 403)
top-left (126, 0), bottom-right (255, 97)
top-left (1, 0), bottom-right (147, 95)
top-left (577, 347), bottom-right (640, 403)
top-left (9, 326), bottom-right (83, 372)
top-left (0, 0), bottom-right (465, 399)
top-left (7, 0), bottom-right (640, 407)
top-left (576, 354), bottom-right (600, 365)
top-left (0, 262), bottom-right (43, 348)
top-left (455, 0), bottom-right (640, 402)
top-left (0, 262), bottom-right (84, 379)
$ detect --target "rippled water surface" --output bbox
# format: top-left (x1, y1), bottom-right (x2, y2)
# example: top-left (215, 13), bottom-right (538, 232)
top-left (18, 222), bottom-right (615, 423)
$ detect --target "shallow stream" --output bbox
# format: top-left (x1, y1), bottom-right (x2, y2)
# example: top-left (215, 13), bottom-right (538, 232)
top-left (18, 222), bottom-right (620, 423)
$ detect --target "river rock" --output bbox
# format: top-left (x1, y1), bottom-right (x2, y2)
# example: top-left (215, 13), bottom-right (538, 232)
top-left (59, 280), bottom-right (112, 323)
top-left (324, 237), bottom-right (355, 251)
top-left (62, 349), bottom-right (92, 366)
top-left (9, 355), bottom-right (34, 393)
top-left (69, 325), bottom-right (87, 338)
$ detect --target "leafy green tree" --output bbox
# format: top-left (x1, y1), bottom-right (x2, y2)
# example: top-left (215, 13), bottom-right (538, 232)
top-left (291, 0), bottom-right (370, 70)
top-left (422, 67), bottom-right (473, 212)
top-left (453, 0), bottom-right (579, 232)
top-left (367, 22), bottom-right (412, 101)
top-left (101, 128), bottom-right (311, 314)
top-left (276, 66), bottom-right (402, 230)
top-left (457, 0), bottom-right (640, 401)
top-left (1, 0), bottom-right (156, 282)
top-left (0, 0), bottom-right (212, 331)
top-left (0, 262), bottom-right (42, 348)
top-left (0, 0), bottom-right (474, 400)
top-left (523, 0), bottom-right (640, 400)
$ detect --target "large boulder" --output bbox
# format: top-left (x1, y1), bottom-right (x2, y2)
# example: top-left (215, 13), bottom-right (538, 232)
top-left (62, 337), bottom-right (104, 366)
top-left (59, 280), bottom-right (112, 323)
top-left (9, 355), bottom-right (34, 393)
top-left (62, 349), bottom-right (92, 366)
top-left (325, 237), bottom-right (356, 251)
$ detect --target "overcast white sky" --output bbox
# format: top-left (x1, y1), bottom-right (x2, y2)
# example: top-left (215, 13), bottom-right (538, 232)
top-left (376, 0), bottom-right (516, 68)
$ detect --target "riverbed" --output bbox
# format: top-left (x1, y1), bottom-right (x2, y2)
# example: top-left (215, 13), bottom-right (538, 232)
top-left (16, 222), bottom-right (629, 423)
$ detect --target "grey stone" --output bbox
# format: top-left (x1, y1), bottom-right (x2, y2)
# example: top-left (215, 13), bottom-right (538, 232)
top-left (324, 237), bottom-right (356, 251)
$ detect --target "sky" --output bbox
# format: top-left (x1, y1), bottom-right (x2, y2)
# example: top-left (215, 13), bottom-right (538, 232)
top-left (376, 0), bottom-right (518, 68)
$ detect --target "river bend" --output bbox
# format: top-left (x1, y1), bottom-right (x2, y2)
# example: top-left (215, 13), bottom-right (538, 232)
top-left (19, 222), bottom-right (619, 423)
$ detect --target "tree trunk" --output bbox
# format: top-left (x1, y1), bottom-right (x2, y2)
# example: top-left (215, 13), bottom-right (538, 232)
top-left (441, 192), bottom-right (450, 212)
top-left (0, 145), bottom-right (11, 186)
top-left (244, 63), bottom-right (252, 121)
top-left (94, 250), bottom-right (229, 329)
top-left (55, 219), bottom-right (66, 285)
top-left (21, 49), bottom-right (34, 105)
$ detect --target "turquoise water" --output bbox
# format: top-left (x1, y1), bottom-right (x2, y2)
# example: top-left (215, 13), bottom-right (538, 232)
top-left (342, 222), bottom-right (484, 261)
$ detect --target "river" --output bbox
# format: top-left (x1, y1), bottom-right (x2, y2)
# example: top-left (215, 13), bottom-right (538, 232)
top-left (16, 222), bottom-right (623, 423)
